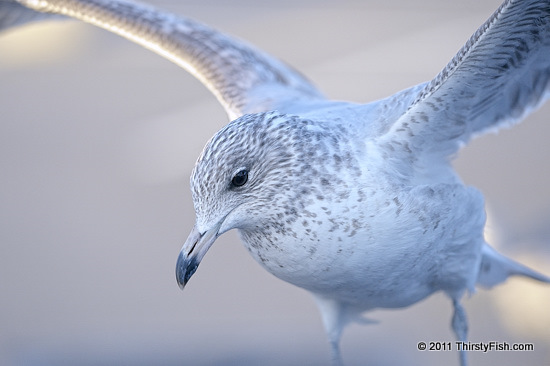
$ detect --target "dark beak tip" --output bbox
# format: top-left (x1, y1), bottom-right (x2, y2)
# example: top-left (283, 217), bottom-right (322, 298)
top-left (176, 253), bottom-right (199, 291)
top-left (177, 279), bottom-right (187, 291)
top-left (175, 269), bottom-right (188, 291)
top-left (175, 253), bottom-right (187, 290)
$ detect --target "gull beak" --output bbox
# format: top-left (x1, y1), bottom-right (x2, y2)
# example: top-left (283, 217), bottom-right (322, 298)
top-left (176, 222), bottom-right (221, 290)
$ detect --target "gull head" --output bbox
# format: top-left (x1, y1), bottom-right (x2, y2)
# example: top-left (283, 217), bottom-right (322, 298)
top-left (176, 111), bottom-right (315, 289)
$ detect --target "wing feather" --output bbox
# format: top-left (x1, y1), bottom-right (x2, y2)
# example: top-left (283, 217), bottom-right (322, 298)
top-left (3, 0), bottom-right (324, 119)
top-left (0, 0), bottom-right (65, 29)
top-left (380, 0), bottom-right (550, 179)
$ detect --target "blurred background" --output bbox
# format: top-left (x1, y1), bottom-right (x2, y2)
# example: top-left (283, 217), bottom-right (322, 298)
top-left (0, 0), bottom-right (549, 365)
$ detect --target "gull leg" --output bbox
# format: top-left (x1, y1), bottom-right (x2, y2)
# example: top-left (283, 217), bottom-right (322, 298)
top-left (330, 339), bottom-right (344, 366)
top-left (313, 295), bottom-right (347, 366)
top-left (452, 299), bottom-right (468, 366)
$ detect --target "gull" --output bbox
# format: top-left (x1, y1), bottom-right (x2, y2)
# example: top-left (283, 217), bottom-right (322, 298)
top-left (1, 0), bottom-right (549, 365)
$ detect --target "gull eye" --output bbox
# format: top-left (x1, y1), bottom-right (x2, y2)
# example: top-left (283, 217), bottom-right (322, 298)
top-left (231, 170), bottom-right (249, 187)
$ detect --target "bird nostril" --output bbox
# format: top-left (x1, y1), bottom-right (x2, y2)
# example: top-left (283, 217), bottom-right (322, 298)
top-left (188, 240), bottom-right (198, 255)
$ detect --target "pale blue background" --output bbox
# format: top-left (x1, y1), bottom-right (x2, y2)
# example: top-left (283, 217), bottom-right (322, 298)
top-left (0, 1), bottom-right (549, 365)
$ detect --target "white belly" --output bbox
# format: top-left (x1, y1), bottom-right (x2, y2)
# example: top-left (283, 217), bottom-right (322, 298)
top-left (239, 183), bottom-right (486, 310)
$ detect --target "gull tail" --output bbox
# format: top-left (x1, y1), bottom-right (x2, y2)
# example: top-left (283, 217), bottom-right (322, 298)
top-left (476, 244), bottom-right (550, 288)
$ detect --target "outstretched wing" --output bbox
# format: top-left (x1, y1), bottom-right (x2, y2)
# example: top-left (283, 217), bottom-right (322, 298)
top-left (0, 0), bottom-right (66, 29)
top-left (379, 0), bottom-right (550, 179)
top-left (2, 0), bottom-right (324, 119)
